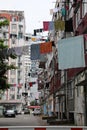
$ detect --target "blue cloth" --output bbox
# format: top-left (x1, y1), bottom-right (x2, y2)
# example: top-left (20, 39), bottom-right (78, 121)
top-left (31, 44), bottom-right (40, 60)
top-left (49, 21), bottom-right (54, 31)
top-left (57, 35), bottom-right (85, 70)
top-left (40, 54), bottom-right (47, 62)
top-left (61, 7), bottom-right (66, 16)
top-left (43, 104), bottom-right (47, 115)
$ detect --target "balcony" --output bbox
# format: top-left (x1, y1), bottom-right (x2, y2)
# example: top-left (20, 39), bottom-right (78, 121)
top-left (75, 13), bottom-right (87, 35)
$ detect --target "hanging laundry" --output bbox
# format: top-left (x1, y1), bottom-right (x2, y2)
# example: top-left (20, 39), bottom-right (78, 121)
top-left (43, 21), bottom-right (49, 31)
top-left (13, 47), bottom-right (22, 56)
top-left (54, 20), bottom-right (65, 31)
top-left (50, 9), bottom-right (53, 15)
top-left (22, 45), bottom-right (29, 55)
top-left (61, 5), bottom-right (66, 20)
top-left (8, 47), bottom-right (17, 56)
top-left (40, 42), bottom-right (52, 54)
top-left (49, 21), bottom-right (54, 31)
top-left (57, 35), bottom-right (85, 70)
top-left (29, 82), bottom-right (36, 87)
top-left (61, 6), bottom-right (66, 17)
top-left (40, 54), bottom-right (47, 62)
top-left (31, 44), bottom-right (40, 60)
top-left (65, 18), bottom-right (73, 32)
top-left (43, 21), bottom-right (54, 31)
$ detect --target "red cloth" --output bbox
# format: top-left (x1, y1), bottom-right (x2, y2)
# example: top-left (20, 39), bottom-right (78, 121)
top-left (43, 21), bottom-right (49, 31)
top-left (29, 82), bottom-right (32, 87)
top-left (18, 83), bottom-right (22, 88)
top-left (84, 34), bottom-right (87, 41)
top-left (40, 42), bottom-right (52, 54)
top-left (28, 106), bottom-right (40, 109)
top-left (29, 82), bottom-right (36, 87)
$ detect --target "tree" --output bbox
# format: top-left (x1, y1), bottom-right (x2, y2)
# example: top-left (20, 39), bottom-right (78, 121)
top-left (30, 99), bottom-right (39, 106)
top-left (0, 19), bottom-right (17, 90)
top-left (30, 100), bottom-right (35, 106)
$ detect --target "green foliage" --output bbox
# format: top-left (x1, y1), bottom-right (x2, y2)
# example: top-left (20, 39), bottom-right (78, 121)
top-left (30, 100), bottom-right (35, 106)
top-left (30, 99), bottom-right (39, 106)
top-left (0, 19), bottom-right (9, 27)
top-left (0, 19), bottom-right (17, 90)
top-left (0, 76), bottom-right (8, 90)
top-left (10, 53), bottom-right (17, 59)
top-left (7, 64), bottom-right (18, 70)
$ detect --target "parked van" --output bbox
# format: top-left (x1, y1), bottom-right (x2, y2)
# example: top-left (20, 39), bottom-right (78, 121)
top-left (33, 108), bottom-right (41, 116)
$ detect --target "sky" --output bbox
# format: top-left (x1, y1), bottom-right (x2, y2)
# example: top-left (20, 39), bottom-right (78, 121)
top-left (0, 0), bottom-right (55, 34)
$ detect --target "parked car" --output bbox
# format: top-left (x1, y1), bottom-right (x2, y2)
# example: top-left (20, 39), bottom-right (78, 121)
top-left (33, 108), bottom-right (41, 116)
top-left (24, 108), bottom-right (30, 114)
top-left (4, 109), bottom-right (16, 117)
top-left (17, 110), bottom-right (22, 115)
top-left (14, 109), bottom-right (18, 115)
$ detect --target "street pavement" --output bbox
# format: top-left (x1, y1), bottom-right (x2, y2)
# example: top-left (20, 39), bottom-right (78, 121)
top-left (0, 114), bottom-right (49, 126)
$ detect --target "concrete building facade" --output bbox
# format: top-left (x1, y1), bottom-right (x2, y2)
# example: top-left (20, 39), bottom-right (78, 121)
top-left (38, 0), bottom-right (87, 126)
top-left (0, 10), bottom-right (27, 112)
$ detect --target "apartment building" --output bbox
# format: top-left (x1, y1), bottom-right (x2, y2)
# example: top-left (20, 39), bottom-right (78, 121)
top-left (38, 0), bottom-right (87, 126)
top-left (23, 33), bottom-right (33, 106)
top-left (0, 10), bottom-right (26, 112)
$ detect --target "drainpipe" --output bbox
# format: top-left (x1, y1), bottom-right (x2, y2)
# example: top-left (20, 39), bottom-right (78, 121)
top-left (64, 0), bottom-right (69, 120)
top-left (53, 57), bottom-right (56, 116)
top-left (58, 96), bottom-right (61, 119)
top-left (65, 70), bottom-right (69, 120)
top-left (84, 85), bottom-right (87, 125)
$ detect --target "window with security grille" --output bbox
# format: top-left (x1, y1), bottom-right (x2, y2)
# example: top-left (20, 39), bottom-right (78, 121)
top-left (11, 24), bottom-right (17, 33)
top-left (10, 94), bottom-right (15, 99)
top-left (10, 70), bottom-right (16, 75)
top-left (68, 81), bottom-right (74, 99)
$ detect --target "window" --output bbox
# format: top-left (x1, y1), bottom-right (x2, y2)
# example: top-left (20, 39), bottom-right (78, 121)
top-left (76, 8), bottom-right (81, 28)
top-left (11, 38), bottom-right (16, 44)
top-left (10, 78), bottom-right (15, 84)
top-left (61, 70), bottom-right (65, 84)
top-left (77, 86), bottom-right (81, 97)
top-left (3, 32), bottom-right (6, 38)
top-left (4, 40), bottom-right (8, 46)
top-left (19, 17), bottom-right (23, 22)
top-left (68, 81), bottom-right (74, 98)
top-left (11, 62), bottom-right (16, 66)
top-left (11, 24), bottom-right (17, 33)
top-left (12, 17), bottom-right (17, 22)
top-left (82, 0), bottom-right (87, 16)
top-left (17, 95), bottom-right (21, 99)
top-left (11, 24), bottom-right (16, 30)
top-left (19, 25), bottom-right (23, 32)
top-left (10, 87), bottom-right (15, 91)
top-left (10, 70), bottom-right (15, 75)
top-left (18, 33), bottom-right (23, 39)
top-left (10, 94), bottom-right (15, 99)
top-left (25, 36), bottom-right (29, 41)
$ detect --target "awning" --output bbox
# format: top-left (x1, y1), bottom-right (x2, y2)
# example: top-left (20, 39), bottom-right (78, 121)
top-left (28, 106), bottom-right (40, 109)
